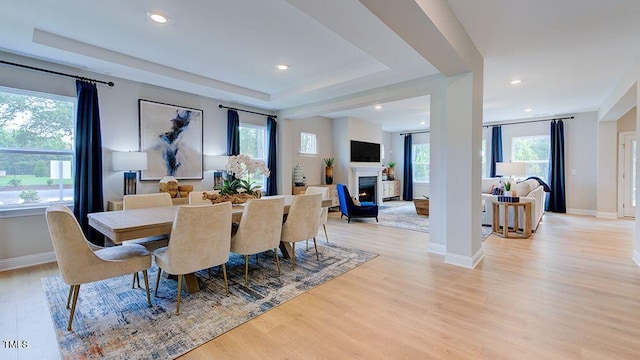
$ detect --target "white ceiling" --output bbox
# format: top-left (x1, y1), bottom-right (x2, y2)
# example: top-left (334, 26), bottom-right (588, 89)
top-left (1, 0), bottom-right (639, 132)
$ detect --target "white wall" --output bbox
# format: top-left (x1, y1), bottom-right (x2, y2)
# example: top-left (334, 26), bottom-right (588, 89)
top-left (286, 116), bottom-right (334, 187)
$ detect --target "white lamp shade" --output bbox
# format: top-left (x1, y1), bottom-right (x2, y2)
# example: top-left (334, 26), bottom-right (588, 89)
top-left (112, 152), bottom-right (148, 171)
top-left (495, 161), bottom-right (526, 177)
top-left (206, 155), bottom-right (229, 170)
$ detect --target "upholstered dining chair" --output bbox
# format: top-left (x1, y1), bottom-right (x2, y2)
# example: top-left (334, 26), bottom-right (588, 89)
top-left (230, 197), bottom-right (285, 286)
top-left (45, 205), bottom-right (152, 331)
top-left (305, 186), bottom-right (330, 243)
top-left (123, 193), bottom-right (173, 287)
top-left (280, 193), bottom-right (322, 270)
top-left (154, 203), bottom-right (232, 314)
top-left (188, 190), bottom-right (219, 205)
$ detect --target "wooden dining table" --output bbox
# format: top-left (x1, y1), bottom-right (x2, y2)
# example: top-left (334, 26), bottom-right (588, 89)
top-left (87, 195), bottom-right (332, 293)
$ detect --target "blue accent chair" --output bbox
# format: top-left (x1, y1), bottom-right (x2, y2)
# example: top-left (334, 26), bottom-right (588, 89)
top-left (336, 184), bottom-right (378, 223)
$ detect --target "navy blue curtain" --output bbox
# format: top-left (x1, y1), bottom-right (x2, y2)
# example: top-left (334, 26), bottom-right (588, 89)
top-left (266, 117), bottom-right (278, 195)
top-left (547, 120), bottom-right (566, 212)
top-left (490, 126), bottom-right (503, 177)
top-left (73, 80), bottom-right (104, 245)
top-left (402, 134), bottom-right (413, 200)
top-left (226, 109), bottom-right (240, 156)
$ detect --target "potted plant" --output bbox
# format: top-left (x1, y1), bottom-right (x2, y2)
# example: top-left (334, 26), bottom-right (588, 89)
top-left (324, 158), bottom-right (335, 184)
top-left (504, 181), bottom-right (512, 197)
top-left (387, 161), bottom-right (396, 180)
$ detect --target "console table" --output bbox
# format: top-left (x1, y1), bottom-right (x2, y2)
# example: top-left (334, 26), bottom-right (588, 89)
top-left (491, 201), bottom-right (532, 239)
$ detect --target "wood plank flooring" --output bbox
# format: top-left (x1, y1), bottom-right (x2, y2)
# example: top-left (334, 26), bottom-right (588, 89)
top-left (1, 211), bottom-right (639, 359)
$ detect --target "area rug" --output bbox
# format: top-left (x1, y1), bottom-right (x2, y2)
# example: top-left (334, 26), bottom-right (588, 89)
top-left (354, 202), bottom-right (492, 239)
top-left (42, 243), bottom-right (377, 359)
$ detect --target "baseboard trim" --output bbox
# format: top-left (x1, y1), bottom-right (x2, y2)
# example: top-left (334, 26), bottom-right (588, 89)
top-left (566, 208), bottom-right (597, 216)
top-left (633, 250), bottom-right (640, 268)
top-left (427, 243), bottom-right (446, 255)
top-left (596, 211), bottom-right (618, 219)
top-left (0, 252), bottom-right (56, 272)
top-left (445, 247), bottom-right (484, 269)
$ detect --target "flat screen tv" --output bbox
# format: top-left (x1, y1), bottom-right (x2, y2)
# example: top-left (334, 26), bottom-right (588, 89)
top-left (350, 140), bottom-right (381, 162)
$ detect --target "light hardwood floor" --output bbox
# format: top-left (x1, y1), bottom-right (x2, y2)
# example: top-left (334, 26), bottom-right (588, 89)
top-left (2, 211), bottom-right (640, 359)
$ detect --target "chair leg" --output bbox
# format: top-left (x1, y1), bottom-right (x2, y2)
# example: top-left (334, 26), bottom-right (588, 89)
top-left (313, 237), bottom-right (319, 261)
top-left (67, 284), bottom-right (80, 331)
top-left (292, 242), bottom-right (296, 270)
top-left (375, 216), bottom-right (378, 223)
top-left (323, 224), bottom-right (329, 243)
top-left (154, 268), bottom-right (162, 297)
top-left (142, 270), bottom-right (151, 307)
top-left (66, 285), bottom-right (74, 309)
top-left (306, 239), bottom-right (309, 250)
top-left (348, 217), bottom-right (351, 223)
top-left (176, 274), bottom-right (183, 314)
top-left (222, 263), bottom-right (230, 296)
top-left (274, 248), bottom-right (281, 275)
top-left (244, 255), bottom-right (249, 286)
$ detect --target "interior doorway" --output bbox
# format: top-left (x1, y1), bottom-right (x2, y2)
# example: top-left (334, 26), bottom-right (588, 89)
top-left (618, 132), bottom-right (636, 218)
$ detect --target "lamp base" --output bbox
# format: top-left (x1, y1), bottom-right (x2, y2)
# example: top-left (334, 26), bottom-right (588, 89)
top-left (123, 171), bottom-right (137, 195)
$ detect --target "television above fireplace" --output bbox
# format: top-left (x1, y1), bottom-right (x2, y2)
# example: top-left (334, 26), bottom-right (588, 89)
top-left (350, 140), bottom-right (381, 163)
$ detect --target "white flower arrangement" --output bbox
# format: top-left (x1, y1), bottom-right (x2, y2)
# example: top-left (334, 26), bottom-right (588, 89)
top-left (215, 154), bottom-right (270, 196)
top-left (225, 154), bottom-right (270, 179)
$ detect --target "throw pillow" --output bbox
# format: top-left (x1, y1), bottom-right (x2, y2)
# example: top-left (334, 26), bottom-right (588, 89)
top-left (352, 196), bottom-right (361, 206)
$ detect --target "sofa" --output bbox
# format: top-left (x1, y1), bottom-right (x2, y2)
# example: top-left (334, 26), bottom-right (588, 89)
top-left (481, 177), bottom-right (546, 232)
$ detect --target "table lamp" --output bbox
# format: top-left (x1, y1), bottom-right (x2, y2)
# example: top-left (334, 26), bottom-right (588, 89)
top-left (495, 161), bottom-right (526, 194)
top-left (113, 151), bottom-right (148, 195)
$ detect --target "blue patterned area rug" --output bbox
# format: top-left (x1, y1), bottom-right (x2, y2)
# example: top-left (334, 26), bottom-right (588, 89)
top-left (41, 243), bottom-right (377, 359)
top-left (360, 202), bottom-right (492, 239)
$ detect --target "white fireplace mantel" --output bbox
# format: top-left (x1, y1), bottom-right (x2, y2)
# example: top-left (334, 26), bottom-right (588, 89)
top-left (350, 165), bottom-right (384, 205)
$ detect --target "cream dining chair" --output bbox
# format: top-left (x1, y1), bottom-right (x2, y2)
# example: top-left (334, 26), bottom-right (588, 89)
top-left (154, 203), bottom-right (232, 314)
top-left (45, 205), bottom-right (152, 331)
top-left (280, 193), bottom-right (322, 270)
top-left (188, 190), bottom-right (219, 205)
top-left (305, 186), bottom-right (330, 243)
top-left (123, 193), bottom-right (172, 287)
top-left (230, 197), bottom-right (285, 285)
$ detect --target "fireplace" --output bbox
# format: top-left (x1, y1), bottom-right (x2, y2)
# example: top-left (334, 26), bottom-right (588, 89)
top-left (358, 176), bottom-right (377, 204)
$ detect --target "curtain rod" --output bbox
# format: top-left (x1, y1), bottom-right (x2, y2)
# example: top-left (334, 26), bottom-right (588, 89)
top-left (483, 116), bottom-right (574, 128)
top-left (0, 59), bottom-right (115, 87)
top-left (218, 104), bottom-right (277, 118)
top-left (399, 130), bottom-right (430, 136)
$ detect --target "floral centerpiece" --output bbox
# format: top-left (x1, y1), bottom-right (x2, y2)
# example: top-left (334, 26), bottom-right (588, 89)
top-left (206, 154), bottom-right (270, 204)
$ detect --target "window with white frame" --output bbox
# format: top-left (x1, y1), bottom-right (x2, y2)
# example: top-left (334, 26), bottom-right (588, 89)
top-left (413, 143), bottom-right (430, 183)
top-left (239, 123), bottom-right (267, 188)
top-left (511, 135), bottom-right (550, 181)
top-left (299, 132), bottom-right (317, 155)
top-left (0, 87), bottom-right (75, 210)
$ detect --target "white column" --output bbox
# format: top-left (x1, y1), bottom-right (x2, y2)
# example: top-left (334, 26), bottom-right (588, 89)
top-left (428, 77), bottom-right (447, 255)
top-left (635, 83), bottom-right (640, 267)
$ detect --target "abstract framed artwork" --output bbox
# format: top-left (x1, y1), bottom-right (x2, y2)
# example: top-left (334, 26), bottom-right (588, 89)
top-left (139, 99), bottom-right (203, 180)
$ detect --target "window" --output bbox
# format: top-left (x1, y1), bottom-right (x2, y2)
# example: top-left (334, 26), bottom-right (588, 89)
top-left (512, 135), bottom-right (550, 181)
top-left (239, 123), bottom-right (267, 188)
top-left (0, 87), bottom-right (75, 210)
top-left (413, 143), bottom-right (430, 183)
top-left (481, 139), bottom-right (486, 177)
top-left (299, 132), bottom-right (317, 155)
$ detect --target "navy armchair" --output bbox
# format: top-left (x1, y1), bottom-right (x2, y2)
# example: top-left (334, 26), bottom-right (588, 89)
top-left (336, 184), bottom-right (378, 223)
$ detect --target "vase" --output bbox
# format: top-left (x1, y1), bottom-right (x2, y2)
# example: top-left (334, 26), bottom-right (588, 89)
top-left (387, 167), bottom-right (395, 180)
top-left (325, 166), bottom-right (333, 185)
top-left (504, 190), bottom-right (512, 197)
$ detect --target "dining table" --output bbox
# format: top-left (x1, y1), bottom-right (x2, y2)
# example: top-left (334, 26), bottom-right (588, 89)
top-left (87, 195), bottom-right (332, 293)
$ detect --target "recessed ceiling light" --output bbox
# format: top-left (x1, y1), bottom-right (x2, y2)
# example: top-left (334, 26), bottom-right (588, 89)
top-left (276, 64), bottom-right (289, 70)
top-left (510, 79), bottom-right (522, 85)
top-left (148, 12), bottom-right (168, 24)
top-left (524, 108), bottom-right (533, 112)
top-left (420, 121), bottom-right (426, 125)
top-left (374, 105), bottom-right (382, 110)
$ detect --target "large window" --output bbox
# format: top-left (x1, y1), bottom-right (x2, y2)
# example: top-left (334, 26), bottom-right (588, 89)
top-left (0, 87), bottom-right (75, 210)
top-left (512, 135), bottom-right (550, 181)
top-left (239, 123), bottom-right (267, 189)
top-left (413, 143), bottom-right (430, 183)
